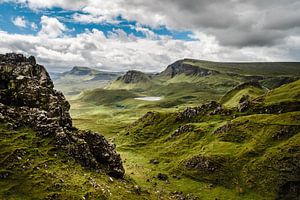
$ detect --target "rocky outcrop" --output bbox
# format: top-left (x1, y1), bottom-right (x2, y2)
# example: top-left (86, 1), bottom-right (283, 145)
top-left (176, 101), bottom-right (231, 121)
top-left (159, 60), bottom-right (219, 78)
top-left (116, 70), bottom-right (151, 84)
top-left (0, 53), bottom-right (124, 178)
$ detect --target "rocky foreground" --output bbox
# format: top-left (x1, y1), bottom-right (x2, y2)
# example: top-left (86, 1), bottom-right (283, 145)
top-left (0, 53), bottom-right (124, 178)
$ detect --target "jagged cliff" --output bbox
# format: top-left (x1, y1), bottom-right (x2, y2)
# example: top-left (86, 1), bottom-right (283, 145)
top-left (0, 53), bottom-right (124, 178)
top-left (159, 59), bottom-right (219, 78)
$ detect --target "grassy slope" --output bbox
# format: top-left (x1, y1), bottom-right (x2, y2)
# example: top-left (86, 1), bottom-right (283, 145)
top-left (220, 84), bottom-right (267, 108)
top-left (183, 59), bottom-right (300, 76)
top-left (0, 124), bottom-right (169, 199)
top-left (264, 79), bottom-right (300, 105)
top-left (70, 63), bottom-right (300, 199)
top-left (111, 80), bottom-right (300, 199)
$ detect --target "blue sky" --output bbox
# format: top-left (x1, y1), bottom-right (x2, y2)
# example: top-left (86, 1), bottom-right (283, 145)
top-left (0, 2), bottom-right (194, 41)
top-left (0, 0), bottom-right (299, 72)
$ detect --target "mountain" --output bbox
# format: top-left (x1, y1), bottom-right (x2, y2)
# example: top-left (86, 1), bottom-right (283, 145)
top-left (108, 70), bottom-right (155, 90)
top-left (70, 58), bottom-right (300, 200)
top-left (116, 70), bottom-right (151, 84)
top-left (52, 66), bottom-right (124, 98)
top-left (158, 59), bottom-right (219, 78)
top-left (62, 66), bottom-right (99, 76)
top-left (97, 59), bottom-right (300, 110)
top-left (61, 66), bottom-right (122, 80)
top-left (0, 53), bottom-right (155, 199)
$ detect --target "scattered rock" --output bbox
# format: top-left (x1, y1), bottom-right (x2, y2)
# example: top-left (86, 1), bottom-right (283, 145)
top-left (176, 101), bottom-right (223, 121)
top-left (134, 185), bottom-right (141, 194)
top-left (149, 159), bottom-right (159, 165)
top-left (157, 173), bottom-right (168, 181)
top-left (168, 124), bottom-right (194, 139)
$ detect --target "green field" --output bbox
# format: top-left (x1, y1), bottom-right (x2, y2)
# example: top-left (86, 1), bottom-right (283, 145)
top-left (2, 59), bottom-right (300, 199)
top-left (68, 61), bottom-right (300, 199)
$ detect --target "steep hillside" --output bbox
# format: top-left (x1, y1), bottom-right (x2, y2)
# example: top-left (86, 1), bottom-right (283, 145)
top-left (0, 53), bottom-right (156, 199)
top-left (108, 70), bottom-right (155, 90)
top-left (103, 59), bottom-right (299, 110)
top-left (182, 59), bottom-right (300, 76)
top-left (119, 80), bottom-right (300, 200)
top-left (220, 81), bottom-right (267, 108)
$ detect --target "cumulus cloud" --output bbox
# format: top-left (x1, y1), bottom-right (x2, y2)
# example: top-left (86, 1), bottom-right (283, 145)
top-left (1, 0), bottom-right (299, 72)
top-left (8, 0), bottom-right (300, 48)
top-left (12, 16), bottom-right (27, 28)
top-left (38, 16), bottom-right (66, 38)
top-left (0, 25), bottom-right (297, 72)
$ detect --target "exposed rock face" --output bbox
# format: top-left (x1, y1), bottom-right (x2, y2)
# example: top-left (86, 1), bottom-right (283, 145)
top-left (0, 53), bottom-right (124, 178)
top-left (116, 70), bottom-right (151, 84)
top-left (168, 124), bottom-right (194, 140)
top-left (159, 60), bottom-right (219, 78)
top-left (176, 101), bottom-right (231, 121)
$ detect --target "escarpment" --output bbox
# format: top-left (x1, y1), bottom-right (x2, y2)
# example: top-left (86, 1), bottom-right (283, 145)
top-left (0, 53), bottom-right (124, 178)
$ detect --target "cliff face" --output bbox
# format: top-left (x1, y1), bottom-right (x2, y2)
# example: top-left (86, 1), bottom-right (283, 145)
top-left (0, 53), bottom-right (124, 178)
top-left (159, 60), bottom-right (219, 78)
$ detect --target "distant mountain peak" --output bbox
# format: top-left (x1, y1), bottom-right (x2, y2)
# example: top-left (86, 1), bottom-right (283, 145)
top-left (117, 70), bottom-right (151, 84)
top-left (159, 59), bottom-right (219, 78)
top-left (66, 66), bottom-right (97, 76)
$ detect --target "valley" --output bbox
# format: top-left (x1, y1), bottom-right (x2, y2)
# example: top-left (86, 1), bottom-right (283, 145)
top-left (63, 59), bottom-right (300, 199)
top-left (1, 54), bottom-right (299, 199)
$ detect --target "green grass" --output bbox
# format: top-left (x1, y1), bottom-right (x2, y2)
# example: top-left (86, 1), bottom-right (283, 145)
top-left (79, 88), bottom-right (138, 106)
top-left (264, 79), bottom-right (300, 105)
top-left (52, 68), bottom-right (300, 199)
top-left (0, 124), bottom-right (166, 199)
top-left (183, 59), bottom-right (300, 76)
top-left (221, 85), bottom-right (266, 108)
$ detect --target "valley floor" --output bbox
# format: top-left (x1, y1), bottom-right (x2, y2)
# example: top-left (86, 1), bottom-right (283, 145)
top-left (71, 99), bottom-right (299, 200)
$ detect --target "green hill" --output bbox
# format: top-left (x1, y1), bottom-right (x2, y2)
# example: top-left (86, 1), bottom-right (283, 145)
top-left (220, 81), bottom-right (267, 108)
top-left (79, 88), bottom-right (138, 106)
top-left (117, 80), bottom-right (300, 200)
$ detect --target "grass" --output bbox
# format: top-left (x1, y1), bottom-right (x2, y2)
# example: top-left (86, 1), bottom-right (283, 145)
top-left (183, 59), bottom-right (300, 76)
top-left (0, 124), bottom-right (169, 199)
top-left (70, 79), bottom-right (300, 199)
top-left (3, 61), bottom-right (299, 199)
top-left (264, 79), bottom-right (300, 105)
top-left (221, 85), bottom-right (266, 108)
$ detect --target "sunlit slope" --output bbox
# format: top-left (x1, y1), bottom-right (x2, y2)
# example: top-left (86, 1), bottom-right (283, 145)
top-left (120, 79), bottom-right (300, 200)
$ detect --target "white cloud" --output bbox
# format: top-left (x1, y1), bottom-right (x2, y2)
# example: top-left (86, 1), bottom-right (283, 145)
top-left (0, 27), bottom-right (296, 73)
top-left (31, 22), bottom-right (37, 30)
top-left (131, 24), bottom-right (158, 40)
top-left (72, 13), bottom-right (119, 24)
top-left (7, 0), bottom-right (300, 48)
top-left (38, 16), bottom-right (66, 38)
top-left (12, 16), bottom-right (27, 28)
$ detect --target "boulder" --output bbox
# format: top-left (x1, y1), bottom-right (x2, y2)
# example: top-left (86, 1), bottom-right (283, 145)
top-left (0, 53), bottom-right (124, 178)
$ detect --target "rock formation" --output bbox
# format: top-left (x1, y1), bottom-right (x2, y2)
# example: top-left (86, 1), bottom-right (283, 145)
top-left (159, 60), bottom-right (219, 78)
top-left (0, 53), bottom-right (124, 178)
top-left (116, 70), bottom-right (151, 84)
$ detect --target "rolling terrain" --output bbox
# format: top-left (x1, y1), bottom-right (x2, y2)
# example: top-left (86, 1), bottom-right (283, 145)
top-left (1, 54), bottom-right (300, 199)
top-left (71, 59), bottom-right (300, 199)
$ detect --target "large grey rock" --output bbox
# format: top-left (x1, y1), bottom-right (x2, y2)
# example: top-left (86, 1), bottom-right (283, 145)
top-left (0, 53), bottom-right (124, 178)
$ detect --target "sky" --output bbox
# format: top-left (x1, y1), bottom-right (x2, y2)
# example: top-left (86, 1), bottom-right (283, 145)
top-left (0, 0), bottom-right (299, 72)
